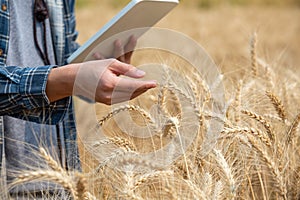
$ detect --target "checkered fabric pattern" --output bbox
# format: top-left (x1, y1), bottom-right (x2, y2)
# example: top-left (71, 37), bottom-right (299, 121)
top-left (0, 0), bottom-right (80, 171)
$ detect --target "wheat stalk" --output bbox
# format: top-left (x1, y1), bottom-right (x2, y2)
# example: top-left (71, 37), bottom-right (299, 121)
top-left (185, 179), bottom-right (208, 200)
top-left (256, 165), bottom-right (268, 200)
top-left (239, 135), bottom-right (287, 199)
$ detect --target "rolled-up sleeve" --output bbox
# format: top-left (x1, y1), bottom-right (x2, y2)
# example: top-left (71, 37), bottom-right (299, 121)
top-left (0, 65), bottom-right (71, 124)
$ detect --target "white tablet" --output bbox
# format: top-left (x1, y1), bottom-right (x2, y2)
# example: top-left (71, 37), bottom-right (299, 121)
top-left (67, 0), bottom-right (179, 63)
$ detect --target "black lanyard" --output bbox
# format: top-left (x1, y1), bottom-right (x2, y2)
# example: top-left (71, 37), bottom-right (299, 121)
top-left (33, 0), bottom-right (50, 65)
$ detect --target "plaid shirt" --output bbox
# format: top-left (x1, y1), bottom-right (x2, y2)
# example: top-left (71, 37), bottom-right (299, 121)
top-left (0, 0), bottom-right (80, 170)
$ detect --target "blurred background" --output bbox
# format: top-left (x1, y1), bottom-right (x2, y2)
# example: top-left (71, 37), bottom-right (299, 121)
top-left (75, 0), bottom-right (300, 74)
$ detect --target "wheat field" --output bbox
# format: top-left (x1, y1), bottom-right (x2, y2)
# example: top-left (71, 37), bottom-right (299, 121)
top-left (2, 1), bottom-right (300, 200)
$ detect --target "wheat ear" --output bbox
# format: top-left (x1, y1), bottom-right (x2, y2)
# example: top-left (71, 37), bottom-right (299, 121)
top-left (83, 192), bottom-right (97, 200)
top-left (289, 166), bottom-right (300, 199)
top-left (202, 172), bottom-right (213, 195)
top-left (132, 170), bottom-right (173, 191)
top-left (74, 172), bottom-right (96, 200)
top-left (241, 110), bottom-right (275, 141)
top-left (168, 82), bottom-right (197, 109)
top-left (39, 148), bottom-right (97, 199)
top-left (162, 116), bottom-right (180, 138)
top-left (250, 32), bottom-right (258, 76)
top-left (191, 71), bottom-right (211, 103)
top-left (9, 170), bottom-right (78, 200)
top-left (234, 80), bottom-right (243, 123)
top-left (160, 86), bottom-right (182, 118)
top-left (213, 149), bottom-right (236, 198)
top-left (266, 91), bottom-right (287, 122)
top-left (286, 112), bottom-right (300, 144)
top-left (93, 136), bottom-right (136, 152)
top-left (98, 105), bottom-right (154, 126)
top-left (221, 126), bottom-right (271, 147)
top-left (117, 155), bottom-right (164, 170)
top-left (157, 84), bottom-right (167, 116)
top-left (212, 181), bottom-right (224, 200)
top-left (39, 147), bottom-right (66, 174)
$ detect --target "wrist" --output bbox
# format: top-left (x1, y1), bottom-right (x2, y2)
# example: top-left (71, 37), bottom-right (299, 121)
top-left (46, 64), bottom-right (79, 102)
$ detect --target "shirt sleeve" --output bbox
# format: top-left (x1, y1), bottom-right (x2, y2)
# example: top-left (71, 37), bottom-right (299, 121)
top-left (63, 0), bottom-right (80, 64)
top-left (0, 65), bottom-right (71, 125)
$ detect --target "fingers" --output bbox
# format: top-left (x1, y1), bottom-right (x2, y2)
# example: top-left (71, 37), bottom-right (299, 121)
top-left (109, 60), bottom-right (146, 78)
top-left (110, 89), bottom-right (149, 104)
top-left (105, 61), bottom-right (157, 105)
top-left (98, 78), bottom-right (156, 105)
top-left (124, 36), bottom-right (137, 64)
top-left (76, 59), bottom-right (157, 105)
top-left (114, 39), bottom-right (125, 62)
top-left (93, 36), bottom-right (137, 63)
top-left (93, 52), bottom-right (105, 60)
top-left (114, 36), bottom-right (137, 64)
top-left (110, 79), bottom-right (157, 104)
top-left (114, 78), bottom-right (157, 93)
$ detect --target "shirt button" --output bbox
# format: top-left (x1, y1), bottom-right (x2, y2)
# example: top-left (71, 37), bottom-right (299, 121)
top-left (2, 4), bottom-right (7, 11)
top-left (0, 49), bottom-right (3, 56)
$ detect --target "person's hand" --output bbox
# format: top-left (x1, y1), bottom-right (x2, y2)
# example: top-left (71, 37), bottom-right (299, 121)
top-left (93, 35), bottom-right (137, 64)
top-left (74, 59), bottom-right (156, 105)
top-left (46, 59), bottom-right (156, 105)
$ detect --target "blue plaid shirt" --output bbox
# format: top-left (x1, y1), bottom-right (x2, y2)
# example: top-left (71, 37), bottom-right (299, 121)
top-left (0, 0), bottom-right (80, 170)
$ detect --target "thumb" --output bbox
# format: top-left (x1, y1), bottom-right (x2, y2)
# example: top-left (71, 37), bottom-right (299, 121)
top-left (109, 59), bottom-right (146, 78)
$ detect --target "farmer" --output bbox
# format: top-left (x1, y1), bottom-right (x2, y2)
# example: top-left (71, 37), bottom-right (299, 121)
top-left (0, 0), bottom-right (156, 198)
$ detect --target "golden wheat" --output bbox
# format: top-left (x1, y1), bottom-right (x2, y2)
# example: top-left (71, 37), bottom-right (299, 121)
top-left (266, 91), bottom-right (287, 122)
top-left (241, 109), bottom-right (275, 141)
top-left (250, 32), bottom-right (258, 77)
top-left (3, 3), bottom-right (300, 199)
